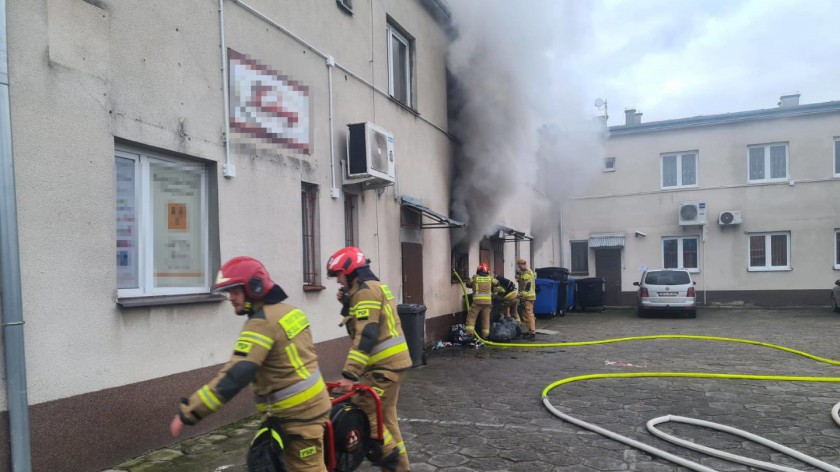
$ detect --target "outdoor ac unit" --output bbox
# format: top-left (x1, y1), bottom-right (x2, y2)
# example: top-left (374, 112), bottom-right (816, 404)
top-left (345, 122), bottom-right (395, 188)
top-left (718, 210), bottom-right (743, 225)
top-left (678, 201), bottom-right (706, 226)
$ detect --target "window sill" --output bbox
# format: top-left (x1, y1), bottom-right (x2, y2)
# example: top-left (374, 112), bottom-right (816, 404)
top-left (117, 293), bottom-right (227, 308)
top-left (747, 267), bottom-right (792, 272)
top-left (303, 284), bottom-right (327, 292)
top-left (388, 96), bottom-right (420, 116)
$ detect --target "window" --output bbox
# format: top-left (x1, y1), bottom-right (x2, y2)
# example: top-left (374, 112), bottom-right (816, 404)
top-left (834, 138), bottom-right (840, 176)
top-left (748, 143), bottom-right (788, 183)
top-left (451, 243), bottom-right (469, 284)
top-left (604, 157), bottom-right (615, 172)
top-left (570, 241), bottom-right (589, 274)
top-left (834, 230), bottom-right (840, 269)
top-left (387, 23), bottom-right (412, 107)
top-left (115, 147), bottom-right (210, 298)
top-left (662, 237), bottom-right (699, 271)
top-left (301, 183), bottom-right (321, 286)
top-left (748, 232), bottom-right (790, 271)
top-left (344, 194), bottom-right (358, 248)
top-left (661, 152), bottom-right (697, 188)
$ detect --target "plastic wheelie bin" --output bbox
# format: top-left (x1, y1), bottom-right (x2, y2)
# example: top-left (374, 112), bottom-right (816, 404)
top-left (396, 304), bottom-right (427, 367)
top-left (533, 278), bottom-right (561, 318)
top-left (575, 277), bottom-right (606, 311)
top-left (564, 277), bottom-right (576, 312)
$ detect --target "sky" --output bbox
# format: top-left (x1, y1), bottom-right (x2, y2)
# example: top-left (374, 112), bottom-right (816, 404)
top-left (575, 0), bottom-right (840, 124)
top-left (445, 0), bottom-right (840, 245)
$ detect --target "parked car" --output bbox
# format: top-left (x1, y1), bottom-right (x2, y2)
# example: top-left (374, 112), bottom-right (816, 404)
top-left (633, 269), bottom-right (696, 318)
top-left (832, 280), bottom-right (840, 313)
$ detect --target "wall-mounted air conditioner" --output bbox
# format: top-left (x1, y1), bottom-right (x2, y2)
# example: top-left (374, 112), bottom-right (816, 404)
top-left (345, 122), bottom-right (395, 189)
top-left (718, 210), bottom-right (743, 225)
top-left (678, 201), bottom-right (706, 226)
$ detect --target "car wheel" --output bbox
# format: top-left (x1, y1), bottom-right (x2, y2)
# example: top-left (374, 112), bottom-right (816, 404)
top-left (637, 306), bottom-right (648, 318)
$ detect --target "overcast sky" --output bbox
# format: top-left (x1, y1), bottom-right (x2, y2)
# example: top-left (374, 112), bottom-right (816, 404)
top-left (573, 0), bottom-right (840, 124)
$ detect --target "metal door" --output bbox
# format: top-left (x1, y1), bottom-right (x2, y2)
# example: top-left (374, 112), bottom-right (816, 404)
top-left (401, 242), bottom-right (424, 304)
top-left (595, 248), bottom-right (622, 306)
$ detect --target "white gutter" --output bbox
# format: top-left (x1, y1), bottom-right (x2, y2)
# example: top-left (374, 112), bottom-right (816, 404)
top-left (0, 0), bottom-right (33, 469)
top-left (219, 0), bottom-right (235, 178)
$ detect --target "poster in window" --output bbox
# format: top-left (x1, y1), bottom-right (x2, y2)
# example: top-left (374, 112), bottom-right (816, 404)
top-left (151, 161), bottom-right (205, 288)
top-left (116, 158), bottom-right (138, 289)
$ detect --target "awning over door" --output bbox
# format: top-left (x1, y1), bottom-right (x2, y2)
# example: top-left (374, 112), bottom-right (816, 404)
top-left (401, 196), bottom-right (465, 229)
top-left (589, 232), bottom-right (625, 248)
top-left (494, 225), bottom-right (534, 242)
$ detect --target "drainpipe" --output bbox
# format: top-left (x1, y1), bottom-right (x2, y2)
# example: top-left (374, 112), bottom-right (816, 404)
top-left (219, 0), bottom-right (235, 178)
top-left (0, 1), bottom-right (33, 470)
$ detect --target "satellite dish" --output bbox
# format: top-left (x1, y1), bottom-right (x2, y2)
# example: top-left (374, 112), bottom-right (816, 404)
top-left (594, 98), bottom-right (604, 108)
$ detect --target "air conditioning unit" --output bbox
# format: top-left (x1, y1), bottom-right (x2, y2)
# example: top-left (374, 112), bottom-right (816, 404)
top-left (718, 210), bottom-right (743, 225)
top-left (678, 201), bottom-right (706, 226)
top-left (345, 122), bottom-right (395, 189)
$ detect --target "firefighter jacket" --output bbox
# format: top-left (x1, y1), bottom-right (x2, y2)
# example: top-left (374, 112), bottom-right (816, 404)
top-left (341, 278), bottom-right (411, 381)
top-left (494, 276), bottom-right (518, 301)
top-left (179, 302), bottom-right (331, 425)
top-left (516, 268), bottom-right (537, 300)
top-left (469, 274), bottom-right (498, 305)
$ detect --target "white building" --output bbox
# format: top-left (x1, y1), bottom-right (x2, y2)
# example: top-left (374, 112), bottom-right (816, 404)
top-left (0, 0), bottom-right (551, 470)
top-left (562, 94), bottom-right (840, 308)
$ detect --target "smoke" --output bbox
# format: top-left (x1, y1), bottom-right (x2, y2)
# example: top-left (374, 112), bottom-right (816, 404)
top-left (447, 1), bottom-right (605, 249)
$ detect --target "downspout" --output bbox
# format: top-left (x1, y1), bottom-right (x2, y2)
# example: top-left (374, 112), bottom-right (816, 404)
top-left (0, 1), bottom-right (33, 470)
top-left (219, 0), bottom-right (235, 178)
top-left (327, 55), bottom-right (339, 198)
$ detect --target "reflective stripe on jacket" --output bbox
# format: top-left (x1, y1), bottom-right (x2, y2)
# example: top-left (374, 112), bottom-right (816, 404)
top-left (517, 269), bottom-right (537, 300)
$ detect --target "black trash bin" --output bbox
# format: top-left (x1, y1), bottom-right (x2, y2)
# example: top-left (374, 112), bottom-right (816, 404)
top-left (396, 304), bottom-right (427, 367)
top-left (576, 277), bottom-right (606, 311)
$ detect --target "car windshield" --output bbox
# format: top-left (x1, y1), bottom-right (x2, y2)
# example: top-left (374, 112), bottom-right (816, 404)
top-left (645, 271), bottom-right (690, 285)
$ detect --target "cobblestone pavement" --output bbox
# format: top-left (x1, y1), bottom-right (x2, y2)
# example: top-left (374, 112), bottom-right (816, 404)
top-left (107, 307), bottom-right (840, 471)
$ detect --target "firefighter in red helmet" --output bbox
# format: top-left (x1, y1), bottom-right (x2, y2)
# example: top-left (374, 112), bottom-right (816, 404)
top-left (465, 262), bottom-right (499, 340)
top-left (327, 247), bottom-right (411, 472)
top-left (170, 256), bottom-right (331, 471)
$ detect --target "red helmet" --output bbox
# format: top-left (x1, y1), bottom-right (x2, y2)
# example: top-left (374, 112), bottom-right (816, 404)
top-left (477, 263), bottom-right (489, 273)
top-left (327, 247), bottom-right (369, 276)
top-left (212, 256), bottom-right (275, 299)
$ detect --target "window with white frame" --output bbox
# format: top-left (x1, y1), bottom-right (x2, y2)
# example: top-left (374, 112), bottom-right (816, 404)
top-left (301, 183), bottom-right (321, 286)
top-left (660, 152), bottom-right (697, 188)
top-left (387, 23), bottom-right (413, 107)
top-left (115, 147), bottom-right (210, 297)
top-left (835, 229), bottom-right (840, 269)
top-left (748, 143), bottom-right (788, 183)
top-left (662, 236), bottom-right (699, 270)
top-left (570, 241), bottom-right (589, 274)
top-left (603, 157), bottom-right (615, 172)
top-left (748, 232), bottom-right (790, 271)
top-left (834, 138), bottom-right (839, 176)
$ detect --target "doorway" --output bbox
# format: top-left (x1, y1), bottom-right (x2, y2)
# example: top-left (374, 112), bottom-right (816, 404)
top-left (595, 248), bottom-right (622, 306)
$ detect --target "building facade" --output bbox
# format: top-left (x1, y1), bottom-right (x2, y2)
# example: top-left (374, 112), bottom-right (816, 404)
top-left (0, 0), bottom-right (548, 470)
top-left (562, 95), bottom-right (840, 307)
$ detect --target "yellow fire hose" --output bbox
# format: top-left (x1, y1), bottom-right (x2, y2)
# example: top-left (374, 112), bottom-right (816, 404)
top-left (452, 282), bottom-right (840, 470)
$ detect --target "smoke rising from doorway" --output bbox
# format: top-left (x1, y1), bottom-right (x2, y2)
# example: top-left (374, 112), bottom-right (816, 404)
top-left (447, 1), bottom-right (605, 253)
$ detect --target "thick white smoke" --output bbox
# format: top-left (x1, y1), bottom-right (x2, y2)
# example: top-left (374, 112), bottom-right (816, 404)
top-left (447, 1), bottom-right (605, 249)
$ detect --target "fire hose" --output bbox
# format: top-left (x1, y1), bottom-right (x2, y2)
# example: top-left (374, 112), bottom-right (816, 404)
top-left (454, 283), bottom-right (840, 470)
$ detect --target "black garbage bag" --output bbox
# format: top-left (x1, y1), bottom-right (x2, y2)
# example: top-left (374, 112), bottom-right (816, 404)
top-left (489, 317), bottom-right (519, 342)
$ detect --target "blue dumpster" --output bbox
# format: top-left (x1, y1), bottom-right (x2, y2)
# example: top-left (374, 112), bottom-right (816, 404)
top-left (534, 278), bottom-right (561, 318)
top-left (565, 278), bottom-right (576, 311)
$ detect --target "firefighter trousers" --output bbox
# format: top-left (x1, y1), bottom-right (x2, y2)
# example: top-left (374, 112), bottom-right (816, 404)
top-left (354, 369), bottom-right (410, 471)
top-left (465, 301), bottom-right (491, 337)
top-left (520, 299), bottom-right (536, 334)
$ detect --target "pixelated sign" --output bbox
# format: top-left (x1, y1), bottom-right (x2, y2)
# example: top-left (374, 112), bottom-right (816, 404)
top-left (229, 49), bottom-right (310, 154)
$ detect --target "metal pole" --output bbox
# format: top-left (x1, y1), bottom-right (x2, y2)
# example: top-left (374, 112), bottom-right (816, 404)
top-left (0, 0), bottom-right (33, 469)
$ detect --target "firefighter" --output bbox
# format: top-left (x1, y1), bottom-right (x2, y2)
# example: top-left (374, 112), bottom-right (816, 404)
top-left (494, 274), bottom-right (520, 323)
top-left (465, 263), bottom-right (498, 339)
top-left (516, 258), bottom-right (537, 340)
top-left (327, 246), bottom-right (411, 472)
top-left (170, 256), bottom-right (331, 472)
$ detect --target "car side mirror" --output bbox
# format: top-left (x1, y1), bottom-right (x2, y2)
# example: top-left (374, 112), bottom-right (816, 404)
top-left (693, 281), bottom-right (697, 285)
top-left (633, 282), bottom-right (640, 286)
top-left (835, 280), bottom-right (840, 287)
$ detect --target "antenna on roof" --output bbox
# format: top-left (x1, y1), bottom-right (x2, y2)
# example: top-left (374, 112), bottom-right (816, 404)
top-left (595, 98), bottom-right (608, 123)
